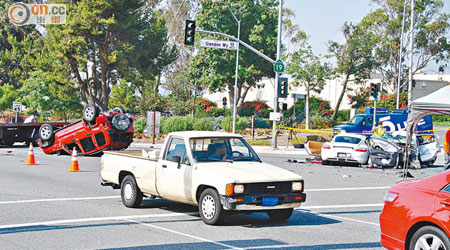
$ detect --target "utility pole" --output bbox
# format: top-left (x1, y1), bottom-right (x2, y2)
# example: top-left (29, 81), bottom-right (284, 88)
top-left (407, 0), bottom-right (415, 111)
top-left (396, 0), bottom-right (407, 109)
top-left (271, 0), bottom-right (282, 149)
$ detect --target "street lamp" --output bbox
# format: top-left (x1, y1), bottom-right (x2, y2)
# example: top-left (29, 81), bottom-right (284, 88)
top-left (217, 1), bottom-right (241, 134)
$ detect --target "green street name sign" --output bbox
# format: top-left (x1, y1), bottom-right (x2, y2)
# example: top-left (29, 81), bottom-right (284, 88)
top-left (274, 59), bottom-right (284, 73)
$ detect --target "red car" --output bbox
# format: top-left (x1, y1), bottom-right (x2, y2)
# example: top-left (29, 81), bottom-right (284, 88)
top-left (380, 171), bottom-right (450, 250)
top-left (38, 105), bottom-right (134, 155)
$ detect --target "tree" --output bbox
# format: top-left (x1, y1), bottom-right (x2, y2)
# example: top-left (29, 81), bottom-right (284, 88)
top-left (0, 1), bottom-right (42, 88)
top-left (40, 0), bottom-right (176, 111)
top-left (0, 85), bottom-right (18, 112)
top-left (287, 36), bottom-right (333, 129)
top-left (192, 0), bottom-right (279, 112)
top-left (20, 71), bottom-right (82, 121)
top-left (328, 22), bottom-right (378, 121)
top-left (108, 80), bottom-right (138, 114)
top-left (362, 0), bottom-right (449, 91)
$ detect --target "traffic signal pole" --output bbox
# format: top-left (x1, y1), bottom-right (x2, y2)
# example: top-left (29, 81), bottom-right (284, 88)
top-left (271, 0), bottom-right (283, 149)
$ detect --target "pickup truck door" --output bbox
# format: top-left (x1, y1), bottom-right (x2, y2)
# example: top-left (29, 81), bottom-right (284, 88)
top-left (157, 137), bottom-right (193, 202)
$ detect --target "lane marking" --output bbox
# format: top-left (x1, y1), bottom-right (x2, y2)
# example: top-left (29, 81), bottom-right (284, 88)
top-left (0, 196), bottom-right (120, 205)
top-left (128, 219), bottom-right (244, 250)
top-left (0, 212), bottom-right (197, 230)
top-left (306, 187), bottom-right (390, 192)
top-left (300, 203), bottom-right (385, 209)
top-left (0, 187), bottom-right (390, 205)
top-left (322, 213), bottom-right (380, 227)
top-left (299, 210), bottom-right (380, 227)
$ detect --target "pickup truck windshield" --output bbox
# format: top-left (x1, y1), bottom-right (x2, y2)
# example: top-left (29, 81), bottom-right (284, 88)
top-left (190, 137), bottom-right (260, 162)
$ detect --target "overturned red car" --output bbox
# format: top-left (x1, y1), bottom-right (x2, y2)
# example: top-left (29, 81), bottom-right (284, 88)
top-left (38, 105), bottom-right (134, 155)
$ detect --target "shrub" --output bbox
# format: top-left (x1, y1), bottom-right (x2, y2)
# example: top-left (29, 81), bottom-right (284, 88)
top-left (336, 109), bottom-right (351, 122)
top-left (287, 96), bottom-right (333, 122)
top-left (195, 99), bottom-right (217, 115)
top-left (193, 117), bottom-right (214, 131)
top-left (220, 116), bottom-right (248, 133)
top-left (134, 117), bottom-right (147, 133)
top-left (161, 116), bottom-right (194, 133)
top-left (309, 113), bottom-right (335, 129)
top-left (253, 117), bottom-right (270, 128)
top-left (358, 92), bottom-right (408, 113)
top-left (240, 100), bottom-right (270, 117)
top-left (208, 107), bottom-right (225, 117)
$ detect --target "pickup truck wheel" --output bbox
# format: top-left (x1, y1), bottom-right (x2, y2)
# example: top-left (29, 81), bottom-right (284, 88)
top-left (267, 208), bottom-right (293, 222)
top-left (121, 175), bottom-right (143, 208)
top-left (199, 188), bottom-right (224, 225)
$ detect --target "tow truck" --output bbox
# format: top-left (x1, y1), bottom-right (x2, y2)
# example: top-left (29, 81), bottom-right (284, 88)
top-left (0, 120), bottom-right (68, 146)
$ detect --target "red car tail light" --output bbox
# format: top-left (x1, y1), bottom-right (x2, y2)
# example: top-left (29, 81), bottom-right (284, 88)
top-left (355, 147), bottom-right (367, 152)
top-left (384, 191), bottom-right (399, 203)
top-left (322, 143), bottom-right (331, 150)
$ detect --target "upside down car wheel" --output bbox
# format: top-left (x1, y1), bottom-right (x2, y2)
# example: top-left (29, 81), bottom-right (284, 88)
top-left (39, 124), bottom-right (54, 141)
top-left (83, 104), bottom-right (99, 122)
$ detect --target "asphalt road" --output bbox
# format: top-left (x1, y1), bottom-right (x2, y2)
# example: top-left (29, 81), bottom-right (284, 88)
top-left (0, 144), bottom-right (446, 250)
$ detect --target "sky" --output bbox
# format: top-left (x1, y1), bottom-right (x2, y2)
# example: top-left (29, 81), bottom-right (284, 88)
top-left (284, 0), bottom-right (450, 74)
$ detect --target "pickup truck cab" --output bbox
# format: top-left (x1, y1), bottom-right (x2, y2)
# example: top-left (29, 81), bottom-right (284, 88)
top-left (101, 131), bottom-right (306, 225)
top-left (333, 108), bottom-right (433, 135)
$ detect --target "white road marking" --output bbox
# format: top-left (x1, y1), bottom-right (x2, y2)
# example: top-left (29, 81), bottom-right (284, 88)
top-left (0, 196), bottom-right (120, 205)
top-left (322, 213), bottom-right (380, 227)
top-left (299, 210), bottom-right (380, 227)
top-left (0, 186), bottom-right (389, 205)
top-left (305, 187), bottom-right (390, 192)
top-left (0, 212), bottom-right (197, 230)
top-left (300, 203), bottom-right (384, 209)
top-left (128, 219), bottom-right (244, 250)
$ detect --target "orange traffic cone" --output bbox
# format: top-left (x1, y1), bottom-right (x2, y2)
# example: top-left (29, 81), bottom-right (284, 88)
top-left (69, 147), bottom-right (80, 172)
top-left (25, 143), bottom-right (37, 165)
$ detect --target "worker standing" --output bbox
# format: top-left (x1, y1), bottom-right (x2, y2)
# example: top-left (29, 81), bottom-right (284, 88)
top-left (373, 121), bottom-right (386, 137)
top-left (444, 128), bottom-right (450, 170)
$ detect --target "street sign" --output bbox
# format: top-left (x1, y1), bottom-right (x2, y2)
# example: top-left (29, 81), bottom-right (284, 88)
top-left (291, 93), bottom-right (306, 99)
top-left (273, 59), bottom-right (284, 73)
top-left (200, 39), bottom-right (237, 50)
top-left (146, 111), bottom-right (161, 135)
top-left (269, 112), bottom-right (281, 121)
top-left (12, 101), bottom-right (22, 112)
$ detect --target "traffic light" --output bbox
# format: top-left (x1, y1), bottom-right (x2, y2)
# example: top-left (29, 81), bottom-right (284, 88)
top-left (370, 83), bottom-right (377, 98)
top-left (184, 20), bottom-right (196, 46)
top-left (222, 97), bottom-right (227, 107)
top-left (278, 77), bottom-right (288, 98)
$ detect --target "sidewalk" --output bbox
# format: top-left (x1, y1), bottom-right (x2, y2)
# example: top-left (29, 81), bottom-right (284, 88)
top-left (129, 142), bottom-right (308, 156)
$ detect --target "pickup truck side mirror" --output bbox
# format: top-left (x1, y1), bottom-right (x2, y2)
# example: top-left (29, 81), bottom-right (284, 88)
top-left (172, 156), bottom-right (181, 168)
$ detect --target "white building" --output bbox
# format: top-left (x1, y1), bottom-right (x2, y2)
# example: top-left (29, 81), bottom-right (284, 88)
top-left (203, 72), bottom-right (450, 110)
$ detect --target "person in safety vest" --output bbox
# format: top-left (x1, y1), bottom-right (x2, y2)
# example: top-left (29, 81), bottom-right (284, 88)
top-left (373, 121), bottom-right (386, 137)
top-left (444, 128), bottom-right (450, 170)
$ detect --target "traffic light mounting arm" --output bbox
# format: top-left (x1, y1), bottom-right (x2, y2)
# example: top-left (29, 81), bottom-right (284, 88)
top-left (195, 28), bottom-right (276, 64)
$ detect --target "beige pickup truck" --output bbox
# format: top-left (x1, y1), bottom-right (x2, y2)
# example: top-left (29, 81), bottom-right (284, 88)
top-left (101, 131), bottom-right (306, 225)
